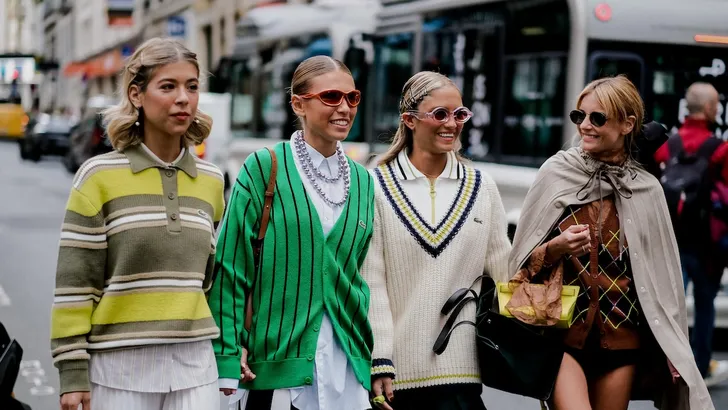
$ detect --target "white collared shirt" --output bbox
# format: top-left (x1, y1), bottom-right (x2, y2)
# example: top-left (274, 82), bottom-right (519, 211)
top-left (391, 150), bottom-right (466, 225)
top-left (140, 143), bottom-right (186, 167)
top-left (221, 134), bottom-right (369, 410)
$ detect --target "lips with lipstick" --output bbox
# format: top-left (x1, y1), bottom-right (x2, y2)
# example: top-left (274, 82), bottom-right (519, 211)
top-left (172, 112), bottom-right (190, 121)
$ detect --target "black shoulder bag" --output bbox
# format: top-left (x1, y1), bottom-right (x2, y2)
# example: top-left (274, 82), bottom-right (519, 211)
top-left (433, 274), bottom-right (564, 405)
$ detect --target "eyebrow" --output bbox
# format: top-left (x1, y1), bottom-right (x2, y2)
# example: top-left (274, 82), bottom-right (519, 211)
top-left (157, 77), bottom-right (199, 84)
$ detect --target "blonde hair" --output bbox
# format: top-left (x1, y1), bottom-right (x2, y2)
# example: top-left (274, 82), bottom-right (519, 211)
top-left (103, 37), bottom-right (213, 151)
top-left (378, 71), bottom-right (463, 165)
top-left (290, 55), bottom-right (353, 128)
top-left (576, 75), bottom-right (645, 159)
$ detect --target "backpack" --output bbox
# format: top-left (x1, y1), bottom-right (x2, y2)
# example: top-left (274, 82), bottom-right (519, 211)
top-left (660, 133), bottom-right (722, 244)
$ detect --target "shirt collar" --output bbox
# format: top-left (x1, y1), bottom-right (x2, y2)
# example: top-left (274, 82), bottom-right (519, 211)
top-left (124, 143), bottom-right (198, 178)
top-left (393, 149), bottom-right (464, 181)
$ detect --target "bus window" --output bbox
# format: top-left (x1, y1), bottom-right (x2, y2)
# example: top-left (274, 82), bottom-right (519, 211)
top-left (418, 13), bottom-right (503, 160)
top-left (502, 55), bottom-right (567, 161)
top-left (587, 52), bottom-right (646, 94)
top-left (372, 33), bottom-right (414, 142)
top-left (230, 59), bottom-right (255, 139)
top-left (588, 40), bottom-right (728, 140)
top-left (500, 0), bottom-right (569, 164)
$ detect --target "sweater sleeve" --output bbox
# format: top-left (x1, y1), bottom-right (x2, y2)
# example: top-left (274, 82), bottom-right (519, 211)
top-left (481, 173), bottom-right (512, 284)
top-left (360, 199), bottom-right (396, 379)
top-left (208, 164), bottom-right (260, 381)
top-left (51, 184), bottom-right (107, 395)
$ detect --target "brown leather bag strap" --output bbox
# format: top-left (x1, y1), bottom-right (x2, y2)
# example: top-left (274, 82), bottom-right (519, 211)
top-left (257, 147), bottom-right (277, 242)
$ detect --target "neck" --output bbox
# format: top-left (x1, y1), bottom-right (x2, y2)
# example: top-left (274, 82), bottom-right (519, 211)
top-left (143, 130), bottom-right (183, 163)
top-left (408, 146), bottom-right (448, 179)
top-left (301, 129), bottom-right (337, 157)
top-left (687, 114), bottom-right (709, 123)
top-left (589, 148), bottom-right (627, 166)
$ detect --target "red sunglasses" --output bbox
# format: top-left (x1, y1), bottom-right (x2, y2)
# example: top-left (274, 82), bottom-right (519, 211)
top-left (298, 89), bottom-right (362, 107)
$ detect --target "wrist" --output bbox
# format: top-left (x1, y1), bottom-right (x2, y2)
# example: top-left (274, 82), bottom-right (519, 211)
top-left (545, 239), bottom-right (564, 262)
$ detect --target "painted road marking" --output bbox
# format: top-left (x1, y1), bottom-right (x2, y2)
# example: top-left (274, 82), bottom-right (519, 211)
top-left (0, 284), bottom-right (10, 306)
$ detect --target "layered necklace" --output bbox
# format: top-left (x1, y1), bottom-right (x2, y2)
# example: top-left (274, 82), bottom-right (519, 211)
top-left (293, 131), bottom-right (350, 206)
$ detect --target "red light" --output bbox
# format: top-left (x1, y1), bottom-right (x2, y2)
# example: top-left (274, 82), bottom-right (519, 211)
top-left (595, 3), bottom-right (612, 22)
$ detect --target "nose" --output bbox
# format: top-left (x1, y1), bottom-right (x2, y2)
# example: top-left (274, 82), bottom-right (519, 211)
top-left (579, 116), bottom-right (593, 132)
top-left (336, 100), bottom-right (351, 114)
top-left (175, 88), bottom-right (190, 105)
top-left (443, 113), bottom-right (457, 130)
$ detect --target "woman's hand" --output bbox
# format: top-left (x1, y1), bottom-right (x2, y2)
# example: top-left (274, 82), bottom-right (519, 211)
top-left (548, 224), bottom-right (591, 259)
top-left (219, 348), bottom-right (256, 396)
top-left (60, 392), bottom-right (91, 410)
top-left (240, 348), bottom-right (256, 383)
top-left (371, 376), bottom-right (394, 410)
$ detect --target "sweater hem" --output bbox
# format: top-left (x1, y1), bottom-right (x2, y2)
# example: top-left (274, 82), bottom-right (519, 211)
top-left (392, 374), bottom-right (481, 391)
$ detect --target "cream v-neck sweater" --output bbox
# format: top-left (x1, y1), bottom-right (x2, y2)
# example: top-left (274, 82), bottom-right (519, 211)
top-left (361, 151), bottom-right (512, 390)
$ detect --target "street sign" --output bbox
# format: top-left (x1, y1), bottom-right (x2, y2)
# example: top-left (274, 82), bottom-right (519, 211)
top-left (167, 15), bottom-right (186, 38)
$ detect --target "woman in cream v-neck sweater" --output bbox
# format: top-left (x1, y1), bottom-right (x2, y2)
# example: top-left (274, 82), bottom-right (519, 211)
top-left (361, 71), bottom-right (511, 410)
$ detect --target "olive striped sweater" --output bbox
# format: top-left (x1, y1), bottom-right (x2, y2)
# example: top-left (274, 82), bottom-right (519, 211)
top-left (50, 145), bottom-right (225, 394)
top-left (208, 142), bottom-right (376, 391)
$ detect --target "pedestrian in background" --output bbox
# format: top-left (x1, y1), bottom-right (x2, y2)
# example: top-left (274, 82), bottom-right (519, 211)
top-left (50, 37), bottom-right (225, 410)
top-left (362, 71), bottom-right (511, 410)
top-left (209, 55), bottom-right (376, 410)
top-left (508, 75), bottom-right (713, 410)
top-left (654, 82), bottom-right (728, 387)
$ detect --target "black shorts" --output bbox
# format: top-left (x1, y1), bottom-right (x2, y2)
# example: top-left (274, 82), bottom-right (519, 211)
top-left (564, 328), bottom-right (640, 379)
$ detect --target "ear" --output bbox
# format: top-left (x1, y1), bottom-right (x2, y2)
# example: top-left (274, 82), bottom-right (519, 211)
top-left (128, 84), bottom-right (143, 109)
top-left (401, 113), bottom-right (417, 131)
top-left (291, 95), bottom-right (306, 118)
top-left (622, 115), bottom-right (636, 136)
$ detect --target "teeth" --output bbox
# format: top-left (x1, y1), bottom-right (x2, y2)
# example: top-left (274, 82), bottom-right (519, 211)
top-left (438, 133), bottom-right (454, 138)
top-left (331, 120), bottom-right (348, 126)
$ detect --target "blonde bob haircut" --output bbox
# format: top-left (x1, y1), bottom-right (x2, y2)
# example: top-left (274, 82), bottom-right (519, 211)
top-left (378, 71), bottom-right (463, 166)
top-left (103, 37), bottom-right (213, 151)
top-left (576, 75), bottom-right (645, 160)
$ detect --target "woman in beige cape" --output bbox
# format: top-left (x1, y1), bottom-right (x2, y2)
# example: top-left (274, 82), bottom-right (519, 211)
top-left (507, 76), bottom-right (712, 410)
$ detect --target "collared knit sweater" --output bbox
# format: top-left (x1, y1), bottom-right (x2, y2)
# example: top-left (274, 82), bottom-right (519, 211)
top-left (50, 145), bottom-right (225, 394)
top-left (361, 151), bottom-right (511, 390)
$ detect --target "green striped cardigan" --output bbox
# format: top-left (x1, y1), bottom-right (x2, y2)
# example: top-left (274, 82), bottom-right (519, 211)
top-left (50, 145), bottom-right (225, 394)
top-left (208, 142), bottom-right (375, 390)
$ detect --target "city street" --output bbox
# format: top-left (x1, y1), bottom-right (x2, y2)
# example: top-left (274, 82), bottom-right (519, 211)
top-left (0, 139), bottom-right (726, 410)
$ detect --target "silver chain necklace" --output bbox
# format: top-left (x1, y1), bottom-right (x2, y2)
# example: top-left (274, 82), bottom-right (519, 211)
top-left (294, 131), bottom-right (350, 207)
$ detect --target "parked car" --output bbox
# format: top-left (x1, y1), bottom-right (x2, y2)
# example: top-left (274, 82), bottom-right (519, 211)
top-left (18, 114), bottom-right (73, 161)
top-left (63, 111), bottom-right (112, 173)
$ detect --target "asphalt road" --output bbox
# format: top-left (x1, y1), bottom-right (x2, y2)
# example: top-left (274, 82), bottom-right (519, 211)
top-left (0, 139), bottom-right (726, 410)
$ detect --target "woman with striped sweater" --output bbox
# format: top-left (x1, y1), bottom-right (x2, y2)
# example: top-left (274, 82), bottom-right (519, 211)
top-left (208, 56), bottom-right (376, 410)
top-left (51, 38), bottom-right (225, 410)
top-left (361, 71), bottom-right (512, 410)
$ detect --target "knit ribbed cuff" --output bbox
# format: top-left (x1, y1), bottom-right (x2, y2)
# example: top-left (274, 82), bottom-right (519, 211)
top-left (58, 360), bottom-right (90, 395)
top-left (371, 358), bottom-right (396, 380)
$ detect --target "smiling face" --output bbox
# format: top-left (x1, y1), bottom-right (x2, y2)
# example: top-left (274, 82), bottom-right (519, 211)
top-left (577, 91), bottom-right (635, 160)
top-left (129, 60), bottom-right (200, 140)
top-left (291, 69), bottom-right (357, 145)
top-left (403, 86), bottom-right (465, 156)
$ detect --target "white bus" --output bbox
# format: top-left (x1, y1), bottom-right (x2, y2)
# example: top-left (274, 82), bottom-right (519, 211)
top-left (218, 1), bottom-right (380, 180)
top-left (366, 0), bottom-right (728, 233)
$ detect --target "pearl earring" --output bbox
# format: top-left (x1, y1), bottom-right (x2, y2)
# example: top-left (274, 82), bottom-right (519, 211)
top-left (134, 106), bottom-right (141, 126)
top-left (194, 119), bottom-right (200, 124)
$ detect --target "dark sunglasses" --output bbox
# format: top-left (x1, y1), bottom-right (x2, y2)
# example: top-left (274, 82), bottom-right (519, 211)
top-left (298, 89), bottom-right (361, 107)
top-left (405, 106), bottom-right (473, 124)
top-left (569, 109), bottom-right (608, 127)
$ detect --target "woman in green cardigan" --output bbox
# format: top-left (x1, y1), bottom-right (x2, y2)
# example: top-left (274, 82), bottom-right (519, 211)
top-left (208, 56), bottom-right (376, 410)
